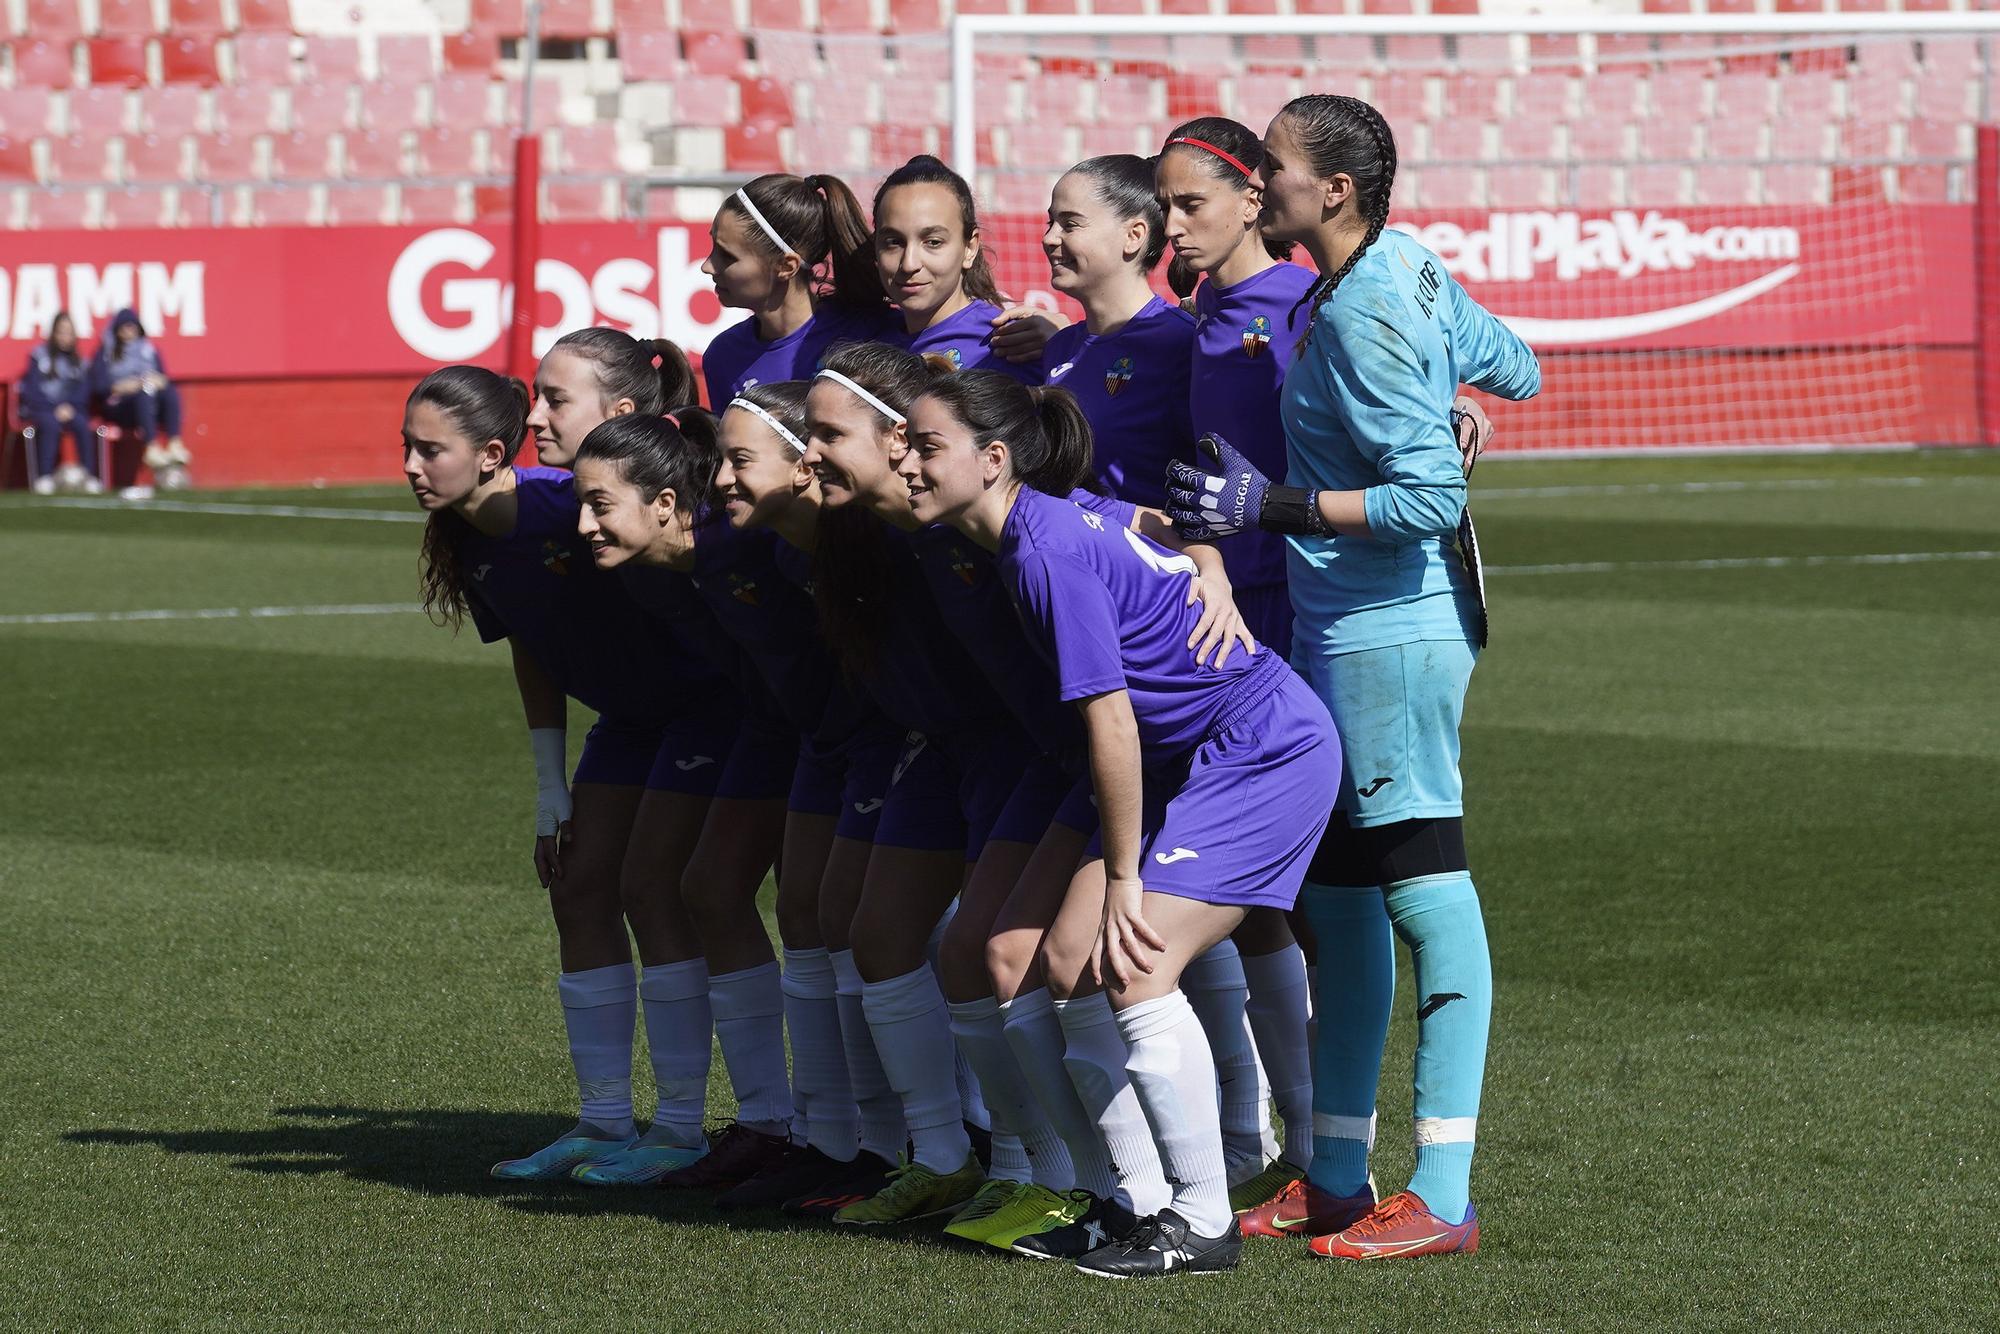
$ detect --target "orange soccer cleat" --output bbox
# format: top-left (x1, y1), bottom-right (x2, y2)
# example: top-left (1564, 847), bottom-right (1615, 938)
top-left (1308, 1190), bottom-right (1479, 1261)
top-left (1236, 1176), bottom-right (1376, 1239)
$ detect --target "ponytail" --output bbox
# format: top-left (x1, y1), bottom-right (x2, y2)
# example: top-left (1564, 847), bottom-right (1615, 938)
top-left (874, 155), bottom-right (1005, 306)
top-left (573, 405), bottom-right (721, 514)
top-left (547, 327), bottom-right (693, 416)
top-left (406, 365), bottom-right (531, 629)
top-left (915, 369), bottom-right (1101, 499)
top-left (725, 172), bottom-right (889, 311)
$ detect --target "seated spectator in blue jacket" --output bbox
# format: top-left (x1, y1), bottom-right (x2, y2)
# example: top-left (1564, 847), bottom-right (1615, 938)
top-left (93, 308), bottom-right (191, 475)
top-left (19, 310), bottom-right (99, 494)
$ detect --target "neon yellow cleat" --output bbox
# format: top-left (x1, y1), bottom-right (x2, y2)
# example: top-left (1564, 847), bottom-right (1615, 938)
top-left (1228, 1158), bottom-right (1306, 1213)
top-left (834, 1155), bottom-right (984, 1226)
top-left (941, 1177), bottom-right (1027, 1243)
top-left (978, 1183), bottom-right (1089, 1250)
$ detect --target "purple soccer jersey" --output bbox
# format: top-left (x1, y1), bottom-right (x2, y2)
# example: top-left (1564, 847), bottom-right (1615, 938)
top-left (1042, 295), bottom-right (1197, 510)
top-left (999, 485), bottom-right (1289, 759)
top-left (681, 515), bottom-right (842, 738)
top-left (700, 304), bottom-right (901, 407)
top-left (892, 299), bottom-right (1044, 384)
top-left (461, 467), bottom-right (719, 726)
top-left (1190, 262), bottom-right (1316, 619)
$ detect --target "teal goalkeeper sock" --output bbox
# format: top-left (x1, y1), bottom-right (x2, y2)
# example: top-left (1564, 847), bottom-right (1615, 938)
top-left (1385, 872), bottom-right (1492, 1226)
top-left (1299, 882), bottom-right (1394, 1198)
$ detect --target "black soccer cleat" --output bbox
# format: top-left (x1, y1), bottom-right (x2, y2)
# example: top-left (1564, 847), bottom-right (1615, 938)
top-left (1073, 1209), bottom-right (1243, 1279)
top-left (1010, 1193), bottom-right (1138, 1261)
top-left (715, 1144), bottom-right (857, 1212)
top-left (779, 1150), bottom-right (898, 1218)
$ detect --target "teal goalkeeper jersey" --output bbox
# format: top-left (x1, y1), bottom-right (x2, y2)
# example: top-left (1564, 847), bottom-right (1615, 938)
top-left (1281, 228), bottom-right (1541, 655)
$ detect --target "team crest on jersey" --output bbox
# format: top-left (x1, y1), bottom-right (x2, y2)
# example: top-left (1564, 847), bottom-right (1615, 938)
top-left (1242, 315), bottom-right (1273, 359)
top-left (1104, 356), bottom-right (1135, 397)
top-left (541, 540), bottom-right (571, 575)
top-left (948, 547), bottom-right (978, 586)
top-left (727, 573), bottom-right (760, 606)
top-left (939, 347), bottom-right (964, 371)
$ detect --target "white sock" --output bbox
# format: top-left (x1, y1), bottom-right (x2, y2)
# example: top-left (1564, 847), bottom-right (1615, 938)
top-left (781, 947), bottom-right (858, 1159)
top-left (830, 948), bottom-right (905, 1163)
top-left (949, 996), bottom-right (1075, 1189)
top-left (1114, 990), bottom-right (1233, 1237)
top-left (1242, 944), bottom-right (1315, 1168)
top-left (1002, 989), bottom-right (1119, 1199)
top-left (710, 961), bottom-right (791, 1137)
top-left (638, 959), bottom-right (711, 1148)
top-left (1055, 992), bottom-right (1170, 1215)
top-left (558, 963), bottom-right (638, 1138)
top-left (1183, 940), bottom-right (1277, 1170)
top-left (862, 966), bottom-right (972, 1171)
top-left (925, 902), bottom-right (990, 1135)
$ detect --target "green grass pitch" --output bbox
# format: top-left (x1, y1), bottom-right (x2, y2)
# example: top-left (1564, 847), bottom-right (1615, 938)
top-left (2, 451), bottom-right (1995, 1329)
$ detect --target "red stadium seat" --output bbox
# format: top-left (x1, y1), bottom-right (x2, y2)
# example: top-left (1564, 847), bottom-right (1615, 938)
top-left (1572, 163), bottom-right (1622, 205)
top-left (400, 183), bottom-right (463, 223)
top-left (1159, 0), bottom-right (1215, 13)
top-left (138, 85), bottom-right (203, 136)
top-left (1639, 117), bottom-right (1699, 160)
top-left (1711, 73), bottom-right (1771, 122)
top-left (726, 119), bottom-right (787, 173)
top-left (540, 0), bottom-right (600, 38)
top-left (1443, 71), bottom-right (1501, 120)
top-left (160, 37), bottom-right (222, 85)
top-left (0, 89), bottom-right (55, 136)
top-left (1487, 165), bottom-right (1548, 209)
top-left (1907, 117), bottom-right (1967, 159)
top-left (267, 127), bottom-right (331, 177)
top-left (1578, 69), bottom-right (1641, 119)
top-left (418, 126), bottom-right (485, 175)
top-left (363, 83), bottom-right (428, 134)
top-left (1420, 166), bottom-right (1481, 209)
top-left (1644, 68), bottom-right (1709, 121)
top-left (230, 32), bottom-right (295, 83)
top-left (1896, 163), bottom-right (1955, 202)
top-left (66, 86), bottom-right (130, 135)
top-left (121, 133), bottom-right (187, 183)
top-left (1914, 77), bottom-right (1971, 123)
top-left (376, 35), bottom-right (437, 83)
top-left (1359, 0), bottom-right (1413, 12)
top-left (1495, 115), bottom-right (1561, 162)
top-left (1768, 117), bottom-right (1827, 161)
top-left (543, 180), bottom-right (615, 221)
top-left (1383, 35), bottom-right (1445, 67)
top-left (618, 29), bottom-right (681, 81)
top-left (787, 121), bottom-right (864, 172)
top-left (1427, 0), bottom-right (1477, 12)
top-left (1694, 163), bottom-right (1756, 205)
top-left (291, 82), bottom-right (354, 131)
top-left (613, 0), bottom-right (671, 29)
top-left (870, 122), bottom-right (931, 167)
top-left (46, 133), bottom-right (114, 183)
top-left (757, 30), bottom-right (825, 81)
top-left (1593, 33), bottom-right (1653, 75)
top-left (22, 0), bottom-right (85, 42)
top-left (1626, 163), bottom-right (1687, 205)
top-left (737, 75), bottom-right (793, 124)
top-left (1772, 0), bottom-right (1826, 12)
top-left (1776, 70), bottom-right (1837, 123)
top-left (237, 0), bottom-right (295, 32)
top-left (683, 30), bottom-right (749, 77)
top-left (1096, 73), bottom-right (1155, 122)
top-left (1370, 71), bottom-right (1427, 127)
top-left (469, 0), bottom-right (526, 34)
top-left (1166, 73), bottom-right (1223, 121)
top-left (86, 37), bottom-right (151, 87)
top-left (886, 0), bottom-right (940, 28)
top-left (681, 0), bottom-right (738, 27)
top-left (1079, 123), bottom-right (1141, 157)
top-left (248, 185), bottom-right (317, 225)
top-left (306, 36), bottom-right (361, 83)
top-left (816, 0), bottom-right (877, 33)
top-left (672, 73), bottom-right (734, 127)
top-left (1168, 35), bottom-right (1234, 78)
top-left (1455, 35), bottom-right (1512, 71)
top-left (97, 0), bottom-right (159, 37)
top-left (554, 122), bottom-right (619, 171)
top-left (1511, 73), bottom-right (1570, 119)
top-left (1226, 0), bottom-right (1280, 12)
top-left (749, 0), bottom-right (809, 29)
top-left (1704, 118), bottom-right (1763, 160)
top-left (442, 30), bottom-right (499, 76)
top-left (0, 137), bottom-right (37, 182)
top-left (499, 73), bottom-right (562, 129)
top-left (879, 81), bottom-right (941, 126)
top-left (213, 83), bottom-right (281, 133)
top-left (9, 37), bottom-right (77, 88)
top-left (341, 129), bottom-right (406, 178)
top-left (1829, 164), bottom-right (1888, 205)
top-left (432, 77), bottom-right (497, 128)
top-left (23, 186), bottom-right (97, 227)
top-left (198, 131), bottom-right (262, 180)
top-left (168, 0), bottom-right (229, 36)
top-left (1568, 115), bottom-right (1631, 160)
top-left (1760, 163), bottom-right (1824, 204)
top-left (323, 184), bottom-right (390, 223)
top-left (101, 185), bottom-right (174, 227)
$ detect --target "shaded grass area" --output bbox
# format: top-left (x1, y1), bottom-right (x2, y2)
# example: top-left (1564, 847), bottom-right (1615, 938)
top-left (2, 453), bottom-right (1996, 1329)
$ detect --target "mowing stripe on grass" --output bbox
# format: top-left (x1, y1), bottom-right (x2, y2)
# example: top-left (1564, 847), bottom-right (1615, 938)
top-left (29, 497), bottom-right (423, 523)
top-left (0, 603), bottom-right (422, 626)
top-left (1492, 550), bottom-right (1999, 577)
top-left (1475, 476), bottom-right (1937, 501)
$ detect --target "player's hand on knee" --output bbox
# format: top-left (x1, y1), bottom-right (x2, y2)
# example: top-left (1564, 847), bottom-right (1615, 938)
top-left (1452, 395), bottom-right (1492, 476)
top-left (989, 305), bottom-right (1068, 364)
top-left (1165, 434), bottom-right (1270, 541)
top-left (1096, 876), bottom-right (1165, 992)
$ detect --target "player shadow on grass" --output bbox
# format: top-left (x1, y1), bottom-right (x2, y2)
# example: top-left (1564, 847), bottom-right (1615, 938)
top-left (60, 1106), bottom-right (967, 1249)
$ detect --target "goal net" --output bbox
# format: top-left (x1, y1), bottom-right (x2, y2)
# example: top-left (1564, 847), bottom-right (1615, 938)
top-left (946, 15), bottom-right (2000, 453)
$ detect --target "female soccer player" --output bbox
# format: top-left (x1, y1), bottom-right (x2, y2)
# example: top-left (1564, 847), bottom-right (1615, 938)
top-left (402, 363), bottom-right (740, 1184)
top-left (698, 172), bottom-right (900, 406)
top-left (905, 367), bottom-right (1340, 1278)
top-left (874, 156), bottom-right (1048, 383)
top-left (524, 327), bottom-right (803, 1189)
top-left (18, 310), bottom-right (97, 493)
top-left (1166, 94), bottom-right (1541, 1261)
top-left (1040, 151), bottom-right (1309, 1210)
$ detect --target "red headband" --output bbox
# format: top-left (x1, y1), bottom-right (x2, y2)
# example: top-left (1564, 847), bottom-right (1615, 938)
top-left (1167, 136), bottom-right (1255, 180)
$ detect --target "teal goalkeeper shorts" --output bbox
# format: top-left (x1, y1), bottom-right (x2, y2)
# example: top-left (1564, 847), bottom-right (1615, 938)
top-left (1290, 637), bottom-right (1478, 828)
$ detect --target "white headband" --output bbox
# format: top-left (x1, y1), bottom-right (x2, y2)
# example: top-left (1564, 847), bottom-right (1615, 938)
top-left (814, 369), bottom-right (906, 426)
top-left (728, 397), bottom-right (806, 456)
top-left (734, 188), bottom-right (795, 257)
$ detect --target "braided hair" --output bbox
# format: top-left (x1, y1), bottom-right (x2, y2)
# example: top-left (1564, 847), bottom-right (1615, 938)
top-left (1277, 94), bottom-right (1398, 336)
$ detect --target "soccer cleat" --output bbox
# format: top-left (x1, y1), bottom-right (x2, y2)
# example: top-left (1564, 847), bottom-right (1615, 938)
top-left (781, 1150), bottom-right (898, 1218)
top-left (941, 1177), bottom-right (1026, 1243)
top-left (716, 1144), bottom-right (859, 1212)
top-left (1308, 1190), bottom-right (1479, 1261)
top-left (834, 1154), bottom-right (984, 1225)
top-left (1009, 1192), bottom-right (1138, 1261)
top-left (976, 1183), bottom-right (1089, 1250)
top-left (655, 1122), bottom-right (795, 1190)
top-left (569, 1136), bottom-right (708, 1186)
top-left (1227, 1158), bottom-right (1306, 1214)
top-left (489, 1128), bottom-right (636, 1182)
top-left (30, 475), bottom-right (56, 496)
top-left (1073, 1209), bottom-right (1242, 1279)
top-left (1237, 1175), bottom-right (1376, 1239)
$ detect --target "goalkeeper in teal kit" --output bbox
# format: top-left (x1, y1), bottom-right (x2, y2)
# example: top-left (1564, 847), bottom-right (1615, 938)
top-left (1167, 94), bottom-right (1540, 1261)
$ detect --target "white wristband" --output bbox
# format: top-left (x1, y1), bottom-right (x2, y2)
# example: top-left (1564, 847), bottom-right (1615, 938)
top-left (530, 727), bottom-right (571, 837)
